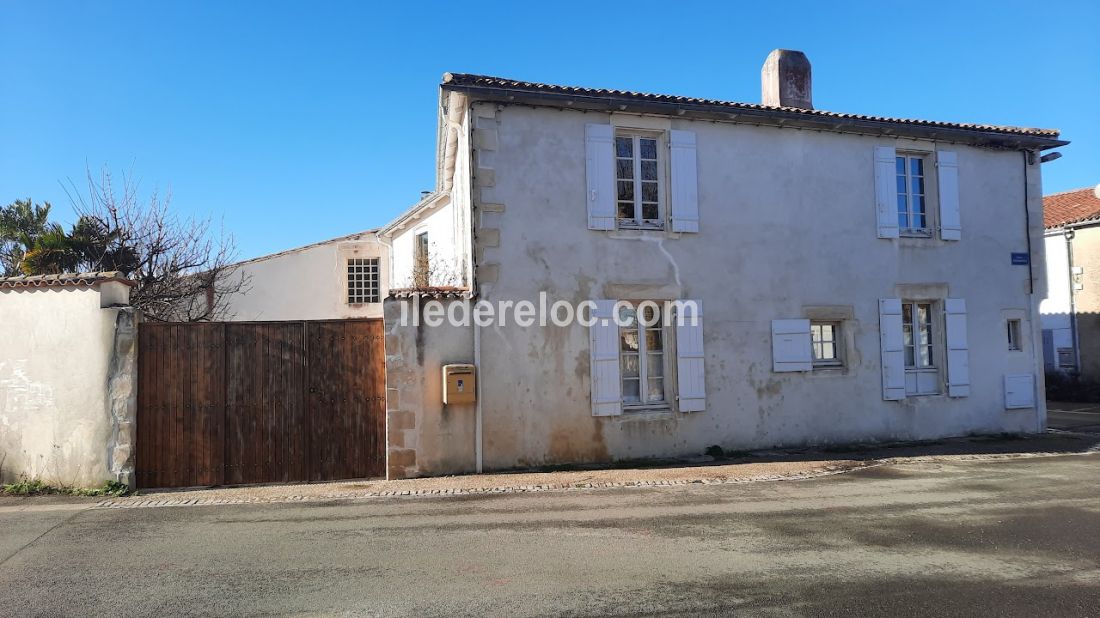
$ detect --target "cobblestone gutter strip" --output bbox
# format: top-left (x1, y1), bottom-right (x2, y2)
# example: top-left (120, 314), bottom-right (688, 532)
top-left (94, 461), bottom-right (873, 510)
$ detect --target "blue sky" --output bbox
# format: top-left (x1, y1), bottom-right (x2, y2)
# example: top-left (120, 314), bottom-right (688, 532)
top-left (2, 1), bottom-right (1097, 260)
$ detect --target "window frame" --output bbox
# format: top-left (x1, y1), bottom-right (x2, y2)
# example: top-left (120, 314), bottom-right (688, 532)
top-left (902, 300), bottom-right (942, 396)
top-left (810, 321), bottom-right (843, 368)
top-left (614, 131), bottom-right (666, 231)
top-left (896, 152), bottom-right (933, 237)
top-left (1007, 319), bottom-right (1023, 352)
top-left (413, 230), bottom-right (429, 287)
top-left (346, 257), bottom-right (380, 305)
top-left (617, 301), bottom-right (670, 410)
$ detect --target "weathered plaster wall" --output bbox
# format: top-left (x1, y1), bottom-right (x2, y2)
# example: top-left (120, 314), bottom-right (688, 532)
top-left (1070, 224), bottom-right (1100, 381)
top-left (0, 283), bottom-right (137, 486)
top-left (383, 298), bottom-right (476, 478)
top-left (466, 103), bottom-right (1046, 470)
top-left (220, 233), bottom-right (388, 321)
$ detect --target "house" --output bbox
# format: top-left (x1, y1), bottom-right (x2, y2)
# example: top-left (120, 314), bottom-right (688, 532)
top-left (218, 228), bottom-right (390, 321)
top-left (1041, 186), bottom-right (1100, 380)
top-left (380, 49), bottom-right (1067, 479)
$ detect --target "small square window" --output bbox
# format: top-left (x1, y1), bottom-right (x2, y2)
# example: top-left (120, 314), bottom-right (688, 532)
top-left (811, 322), bottom-right (842, 367)
top-left (1007, 319), bottom-right (1022, 351)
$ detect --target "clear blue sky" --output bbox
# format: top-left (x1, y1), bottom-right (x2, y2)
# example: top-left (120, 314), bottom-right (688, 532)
top-left (2, 1), bottom-right (1097, 260)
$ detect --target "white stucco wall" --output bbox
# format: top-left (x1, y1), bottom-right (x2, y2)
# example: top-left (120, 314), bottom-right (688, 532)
top-left (463, 103), bottom-right (1047, 470)
top-left (219, 232), bottom-right (388, 321)
top-left (1040, 231), bottom-right (1075, 367)
top-left (390, 196), bottom-right (465, 289)
top-left (0, 284), bottom-right (132, 486)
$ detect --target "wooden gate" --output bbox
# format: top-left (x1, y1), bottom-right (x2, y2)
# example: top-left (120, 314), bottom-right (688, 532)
top-left (136, 320), bottom-right (385, 489)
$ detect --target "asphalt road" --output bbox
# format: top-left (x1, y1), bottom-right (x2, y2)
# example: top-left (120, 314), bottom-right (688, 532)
top-left (1, 454), bottom-right (1098, 617)
top-left (1048, 401), bottom-right (1100, 434)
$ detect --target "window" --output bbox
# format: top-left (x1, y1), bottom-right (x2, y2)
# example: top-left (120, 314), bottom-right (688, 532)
top-left (618, 302), bottom-right (666, 407)
top-left (1058, 348), bottom-right (1076, 369)
top-left (811, 322), bottom-right (842, 367)
top-left (615, 133), bottom-right (663, 229)
top-left (347, 258), bottom-right (380, 304)
top-left (896, 154), bottom-right (929, 234)
top-left (1007, 319), bottom-right (1022, 351)
top-left (413, 231), bottom-right (429, 287)
top-left (902, 301), bottom-right (939, 395)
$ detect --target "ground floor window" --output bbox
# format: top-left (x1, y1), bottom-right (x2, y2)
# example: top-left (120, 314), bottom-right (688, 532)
top-left (618, 302), bottom-right (666, 407)
top-left (902, 301), bottom-right (939, 395)
top-left (347, 258), bottom-right (380, 304)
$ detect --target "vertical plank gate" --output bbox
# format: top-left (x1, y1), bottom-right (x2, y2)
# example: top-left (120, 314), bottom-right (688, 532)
top-left (136, 319), bottom-right (385, 489)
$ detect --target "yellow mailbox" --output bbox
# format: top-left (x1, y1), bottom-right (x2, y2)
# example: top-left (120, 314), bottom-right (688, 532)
top-left (442, 364), bottom-right (476, 405)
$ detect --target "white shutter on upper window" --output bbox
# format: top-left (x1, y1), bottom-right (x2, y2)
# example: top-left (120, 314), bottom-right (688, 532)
top-left (937, 150), bottom-right (961, 241)
top-left (674, 300), bottom-right (705, 412)
top-left (771, 319), bottom-right (812, 372)
top-left (585, 124), bottom-right (616, 231)
top-left (589, 300), bottom-right (622, 416)
top-left (874, 146), bottom-right (899, 239)
top-left (879, 299), bottom-right (906, 401)
top-left (669, 130), bottom-right (700, 233)
top-left (944, 298), bottom-right (970, 397)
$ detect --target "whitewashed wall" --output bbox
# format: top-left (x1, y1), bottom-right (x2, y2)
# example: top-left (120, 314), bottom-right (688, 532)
top-left (0, 282), bottom-right (136, 487)
top-left (219, 232), bottom-right (388, 321)
top-left (1040, 231), bottom-right (1075, 368)
top-left (389, 196), bottom-right (466, 288)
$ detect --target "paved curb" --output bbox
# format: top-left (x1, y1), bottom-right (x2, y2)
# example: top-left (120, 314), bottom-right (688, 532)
top-left (94, 463), bottom-right (872, 510)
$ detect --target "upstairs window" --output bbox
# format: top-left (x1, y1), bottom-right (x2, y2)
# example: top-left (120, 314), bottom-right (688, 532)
top-left (347, 258), bottom-right (380, 304)
top-left (615, 133), bottom-right (664, 229)
top-left (896, 154), bottom-right (929, 235)
top-left (413, 231), bottom-right (429, 287)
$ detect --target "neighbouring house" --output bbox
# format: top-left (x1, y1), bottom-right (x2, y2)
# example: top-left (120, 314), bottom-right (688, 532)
top-left (1041, 186), bottom-right (1100, 380)
top-left (218, 229), bottom-right (390, 321)
top-left (381, 49), bottom-right (1067, 478)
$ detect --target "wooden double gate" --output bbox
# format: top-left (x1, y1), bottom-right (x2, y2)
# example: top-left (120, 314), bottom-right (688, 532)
top-left (136, 320), bottom-right (386, 489)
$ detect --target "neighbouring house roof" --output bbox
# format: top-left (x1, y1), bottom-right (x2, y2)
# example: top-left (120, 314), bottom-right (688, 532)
top-left (230, 228), bottom-right (380, 268)
top-left (441, 73), bottom-right (1067, 150)
top-left (1044, 187), bottom-right (1100, 229)
top-left (0, 271), bottom-right (135, 289)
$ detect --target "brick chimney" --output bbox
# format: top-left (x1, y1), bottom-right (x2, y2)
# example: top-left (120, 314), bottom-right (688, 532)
top-left (761, 49), bottom-right (812, 110)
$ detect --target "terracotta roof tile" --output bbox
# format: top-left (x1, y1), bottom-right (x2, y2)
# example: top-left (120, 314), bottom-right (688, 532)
top-left (0, 271), bottom-right (135, 289)
top-left (442, 73), bottom-right (1062, 140)
top-left (1044, 187), bottom-right (1100, 229)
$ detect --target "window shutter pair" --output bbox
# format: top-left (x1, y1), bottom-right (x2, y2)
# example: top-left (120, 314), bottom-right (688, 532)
top-left (588, 300), bottom-right (706, 416)
top-left (771, 319), bottom-right (812, 372)
top-left (874, 146), bottom-right (961, 240)
top-left (585, 124), bottom-right (699, 233)
top-left (878, 298), bottom-right (969, 401)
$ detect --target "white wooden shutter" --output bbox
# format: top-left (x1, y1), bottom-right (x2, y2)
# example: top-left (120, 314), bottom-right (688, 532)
top-left (585, 124), bottom-right (616, 231)
top-left (771, 319), bottom-right (812, 372)
top-left (937, 150), bottom-right (961, 240)
top-left (670, 130), bottom-right (700, 233)
top-left (675, 300), bottom-right (705, 412)
top-left (1004, 374), bottom-right (1036, 409)
top-left (944, 298), bottom-right (970, 397)
top-left (879, 299), bottom-right (906, 400)
top-left (874, 146), bottom-right (899, 239)
top-left (589, 300), bottom-right (622, 416)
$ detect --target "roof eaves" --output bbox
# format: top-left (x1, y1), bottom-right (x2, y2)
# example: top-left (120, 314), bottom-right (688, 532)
top-left (0, 271), bottom-right (136, 289)
top-left (442, 73), bottom-right (1068, 150)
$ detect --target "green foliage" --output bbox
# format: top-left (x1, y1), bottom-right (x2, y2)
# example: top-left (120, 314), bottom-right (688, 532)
top-left (0, 198), bottom-right (53, 276)
top-left (1046, 371), bottom-right (1100, 403)
top-left (1, 477), bottom-right (129, 497)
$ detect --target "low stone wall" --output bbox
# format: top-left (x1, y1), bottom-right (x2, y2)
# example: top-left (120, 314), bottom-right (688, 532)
top-left (383, 297), bottom-right (476, 479)
top-left (0, 276), bottom-right (138, 487)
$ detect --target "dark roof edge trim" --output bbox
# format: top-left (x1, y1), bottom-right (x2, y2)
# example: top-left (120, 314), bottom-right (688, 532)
top-left (443, 83), bottom-right (1068, 150)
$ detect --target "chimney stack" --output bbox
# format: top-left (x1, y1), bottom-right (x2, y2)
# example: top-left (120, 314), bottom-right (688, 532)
top-left (761, 49), bottom-right (812, 110)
